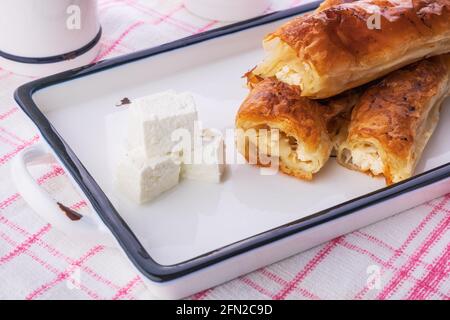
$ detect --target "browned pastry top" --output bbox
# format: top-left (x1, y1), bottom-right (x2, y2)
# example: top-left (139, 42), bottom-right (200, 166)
top-left (236, 78), bottom-right (327, 149)
top-left (270, 0), bottom-right (450, 75)
top-left (317, 0), bottom-right (358, 11)
top-left (349, 55), bottom-right (450, 159)
top-left (240, 75), bottom-right (361, 135)
top-left (319, 88), bottom-right (362, 135)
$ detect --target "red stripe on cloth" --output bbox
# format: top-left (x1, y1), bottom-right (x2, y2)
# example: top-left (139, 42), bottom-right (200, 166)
top-left (259, 268), bottom-right (288, 285)
top-left (354, 231), bottom-right (430, 269)
top-left (0, 127), bottom-right (27, 144)
top-left (0, 166), bottom-right (65, 211)
top-left (0, 193), bottom-right (128, 298)
top-left (377, 208), bottom-right (450, 299)
top-left (0, 224), bottom-right (51, 265)
top-left (0, 230), bottom-right (102, 300)
top-left (355, 231), bottom-right (399, 253)
top-left (152, 4), bottom-right (185, 25)
top-left (0, 107), bottom-right (18, 121)
top-left (0, 194), bottom-right (21, 211)
top-left (195, 21), bottom-right (218, 34)
top-left (98, 0), bottom-right (127, 14)
top-left (258, 268), bottom-right (321, 299)
top-left (240, 276), bottom-right (275, 298)
top-left (407, 243), bottom-right (450, 300)
top-left (99, 39), bottom-right (131, 54)
top-left (111, 276), bottom-right (141, 300)
top-left (425, 202), bottom-right (450, 215)
top-left (71, 200), bottom-right (88, 211)
top-left (0, 207), bottom-right (128, 296)
top-left (192, 267), bottom-right (321, 300)
top-left (342, 237), bottom-right (449, 300)
top-left (354, 195), bottom-right (450, 299)
top-left (272, 238), bottom-right (341, 300)
top-left (95, 21), bottom-right (145, 61)
top-left (295, 287), bottom-right (321, 300)
top-left (25, 245), bottom-right (105, 300)
top-left (339, 239), bottom-right (388, 267)
top-left (0, 134), bottom-right (39, 166)
top-left (127, 1), bottom-right (196, 33)
top-left (192, 289), bottom-right (212, 300)
top-left (0, 134), bottom-right (19, 147)
top-left (37, 167), bottom-right (65, 183)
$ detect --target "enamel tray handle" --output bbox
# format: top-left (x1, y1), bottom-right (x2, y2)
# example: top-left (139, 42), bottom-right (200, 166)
top-left (11, 143), bottom-right (116, 248)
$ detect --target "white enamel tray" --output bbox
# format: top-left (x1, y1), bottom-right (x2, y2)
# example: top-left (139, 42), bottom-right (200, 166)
top-left (12, 1), bottom-right (450, 299)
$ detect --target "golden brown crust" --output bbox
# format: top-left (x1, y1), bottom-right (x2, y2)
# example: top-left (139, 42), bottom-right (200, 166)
top-left (349, 56), bottom-right (448, 160)
top-left (264, 0), bottom-right (450, 98)
top-left (338, 54), bottom-right (450, 184)
top-left (236, 78), bottom-right (328, 153)
top-left (235, 78), bottom-right (359, 180)
top-left (236, 78), bottom-right (330, 180)
top-left (319, 87), bottom-right (362, 138)
top-left (316, 0), bottom-right (358, 11)
top-left (244, 0), bottom-right (356, 90)
top-left (243, 73), bottom-right (362, 133)
top-left (244, 68), bottom-right (264, 89)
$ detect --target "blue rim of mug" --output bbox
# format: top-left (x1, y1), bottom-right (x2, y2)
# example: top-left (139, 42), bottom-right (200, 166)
top-left (0, 27), bottom-right (102, 64)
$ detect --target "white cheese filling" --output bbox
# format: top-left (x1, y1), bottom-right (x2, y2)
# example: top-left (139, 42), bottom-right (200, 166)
top-left (349, 147), bottom-right (384, 176)
top-left (275, 65), bottom-right (303, 86)
top-left (253, 38), bottom-right (320, 93)
top-left (247, 128), bottom-right (317, 172)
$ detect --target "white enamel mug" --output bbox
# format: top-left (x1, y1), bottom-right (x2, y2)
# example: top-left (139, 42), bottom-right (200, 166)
top-left (185, 0), bottom-right (272, 22)
top-left (0, 0), bottom-right (101, 77)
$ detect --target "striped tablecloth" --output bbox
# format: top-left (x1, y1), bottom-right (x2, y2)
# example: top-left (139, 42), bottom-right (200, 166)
top-left (0, 0), bottom-right (448, 300)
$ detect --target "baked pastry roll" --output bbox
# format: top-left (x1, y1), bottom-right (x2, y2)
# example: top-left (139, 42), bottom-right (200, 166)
top-left (337, 55), bottom-right (450, 185)
top-left (252, 0), bottom-right (450, 99)
top-left (316, 0), bottom-right (358, 11)
top-left (321, 87), bottom-right (361, 150)
top-left (235, 78), bottom-right (358, 180)
top-left (244, 69), bottom-right (361, 148)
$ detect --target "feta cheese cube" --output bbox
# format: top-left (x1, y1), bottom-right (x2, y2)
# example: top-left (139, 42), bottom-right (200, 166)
top-left (181, 129), bottom-right (225, 183)
top-left (116, 149), bottom-right (180, 204)
top-left (127, 90), bottom-right (198, 158)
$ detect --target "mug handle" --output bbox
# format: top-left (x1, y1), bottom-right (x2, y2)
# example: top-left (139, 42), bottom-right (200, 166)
top-left (11, 143), bottom-right (116, 248)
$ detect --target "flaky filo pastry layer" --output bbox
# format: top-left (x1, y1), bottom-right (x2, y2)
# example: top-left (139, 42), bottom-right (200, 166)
top-left (252, 0), bottom-right (450, 99)
top-left (337, 55), bottom-right (450, 185)
top-left (316, 0), bottom-right (358, 11)
top-left (235, 78), bottom-right (359, 180)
